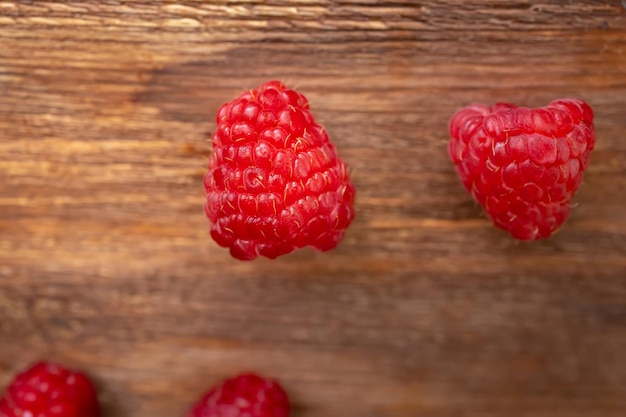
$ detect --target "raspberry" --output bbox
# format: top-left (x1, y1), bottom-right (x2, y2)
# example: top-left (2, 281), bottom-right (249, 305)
top-left (0, 361), bottom-right (99, 417)
top-left (204, 80), bottom-right (356, 260)
top-left (448, 98), bottom-right (595, 240)
top-left (185, 373), bottom-right (289, 417)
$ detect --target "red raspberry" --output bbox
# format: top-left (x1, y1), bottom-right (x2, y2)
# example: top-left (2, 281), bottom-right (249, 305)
top-left (204, 81), bottom-right (356, 260)
top-left (0, 361), bottom-right (99, 417)
top-left (185, 373), bottom-right (289, 417)
top-left (448, 98), bottom-right (595, 240)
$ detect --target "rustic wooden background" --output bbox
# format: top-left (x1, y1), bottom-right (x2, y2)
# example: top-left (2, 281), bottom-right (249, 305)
top-left (1, 1), bottom-right (626, 416)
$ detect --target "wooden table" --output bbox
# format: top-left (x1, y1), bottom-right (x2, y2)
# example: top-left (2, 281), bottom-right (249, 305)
top-left (1, 1), bottom-right (625, 416)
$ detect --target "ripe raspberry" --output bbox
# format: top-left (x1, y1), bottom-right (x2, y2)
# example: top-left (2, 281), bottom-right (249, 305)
top-left (448, 98), bottom-right (595, 240)
top-left (204, 80), bottom-right (356, 260)
top-left (185, 373), bottom-right (289, 417)
top-left (0, 361), bottom-right (99, 417)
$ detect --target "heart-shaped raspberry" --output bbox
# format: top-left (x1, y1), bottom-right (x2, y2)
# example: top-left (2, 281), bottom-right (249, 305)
top-left (448, 98), bottom-right (596, 240)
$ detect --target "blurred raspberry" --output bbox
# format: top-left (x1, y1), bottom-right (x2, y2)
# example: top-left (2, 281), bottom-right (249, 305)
top-left (185, 373), bottom-right (289, 417)
top-left (0, 361), bottom-right (99, 417)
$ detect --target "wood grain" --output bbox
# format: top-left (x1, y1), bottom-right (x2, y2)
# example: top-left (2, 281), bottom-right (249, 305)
top-left (1, 1), bottom-right (626, 416)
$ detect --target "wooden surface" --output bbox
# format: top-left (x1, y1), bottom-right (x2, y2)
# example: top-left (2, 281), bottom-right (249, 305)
top-left (1, 1), bottom-right (626, 416)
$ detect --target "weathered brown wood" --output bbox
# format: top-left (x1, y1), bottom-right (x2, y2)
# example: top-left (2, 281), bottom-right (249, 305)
top-left (1, 1), bottom-right (626, 416)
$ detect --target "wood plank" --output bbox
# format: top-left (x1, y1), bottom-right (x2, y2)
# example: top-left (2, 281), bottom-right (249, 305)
top-left (1, 1), bottom-right (626, 416)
